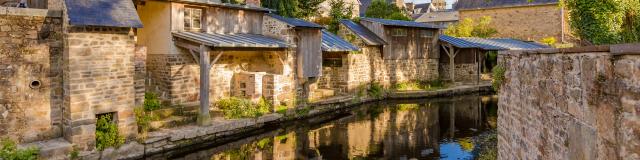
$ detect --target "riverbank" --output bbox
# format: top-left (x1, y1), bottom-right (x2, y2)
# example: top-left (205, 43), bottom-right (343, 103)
top-left (31, 83), bottom-right (493, 159)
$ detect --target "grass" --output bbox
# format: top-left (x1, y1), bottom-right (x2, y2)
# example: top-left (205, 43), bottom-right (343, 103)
top-left (216, 97), bottom-right (271, 119)
top-left (275, 105), bottom-right (288, 115)
top-left (0, 138), bottom-right (39, 160)
top-left (492, 65), bottom-right (506, 92)
top-left (394, 79), bottom-right (447, 91)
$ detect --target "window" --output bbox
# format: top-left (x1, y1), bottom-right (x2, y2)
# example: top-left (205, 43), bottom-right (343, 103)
top-left (391, 28), bottom-right (407, 37)
top-left (421, 30), bottom-right (434, 38)
top-left (184, 7), bottom-right (202, 30)
top-left (323, 58), bottom-right (343, 67)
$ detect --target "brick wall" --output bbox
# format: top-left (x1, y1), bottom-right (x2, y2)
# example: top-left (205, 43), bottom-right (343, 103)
top-left (63, 27), bottom-right (138, 150)
top-left (498, 45), bottom-right (640, 159)
top-left (0, 8), bottom-right (63, 143)
top-left (459, 4), bottom-right (573, 42)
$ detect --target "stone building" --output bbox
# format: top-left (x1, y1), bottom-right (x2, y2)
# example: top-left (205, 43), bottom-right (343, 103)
top-left (317, 30), bottom-right (360, 97)
top-left (137, 0), bottom-right (327, 109)
top-left (414, 11), bottom-right (458, 28)
top-left (335, 18), bottom-right (441, 87)
top-left (0, 0), bottom-right (144, 154)
top-left (455, 0), bottom-right (572, 42)
top-left (438, 35), bottom-right (549, 82)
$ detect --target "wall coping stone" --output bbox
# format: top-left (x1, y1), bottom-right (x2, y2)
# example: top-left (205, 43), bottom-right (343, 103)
top-left (0, 7), bottom-right (61, 17)
top-left (500, 43), bottom-right (640, 56)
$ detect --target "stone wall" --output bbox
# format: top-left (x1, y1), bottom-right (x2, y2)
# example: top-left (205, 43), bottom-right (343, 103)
top-left (439, 63), bottom-right (478, 82)
top-left (0, 7), bottom-right (63, 143)
top-left (319, 51), bottom-right (373, 94)
top-left (498, 44), bottom-right (640, 160)
top-left (459, 4), bottom-right (573, 42)
top-left (63, 27), bottom-right (139, 151)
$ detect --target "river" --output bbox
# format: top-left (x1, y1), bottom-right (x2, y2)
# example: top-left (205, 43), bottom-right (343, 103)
top-left (165, 94), bottom-right (498, 160)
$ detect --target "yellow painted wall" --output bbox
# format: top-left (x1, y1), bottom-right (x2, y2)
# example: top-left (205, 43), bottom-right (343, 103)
top-left (136, 1), bottom-right (177, 55)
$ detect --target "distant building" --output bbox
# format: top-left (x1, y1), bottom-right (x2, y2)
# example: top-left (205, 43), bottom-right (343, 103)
top-left (414, 11), bottom-right (459, 28)
top-left (318, 0), bottom-right (361, 18)
top-left (455, 0), bottom-right (572, 42)
top-left (431, 0), bottom-right (446, 10)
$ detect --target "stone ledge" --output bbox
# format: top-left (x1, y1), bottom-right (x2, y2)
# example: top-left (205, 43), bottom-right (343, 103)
top-left (0, 7), bottom-right (62, 17)
top-left (502, 43), bottom-right (640, 56)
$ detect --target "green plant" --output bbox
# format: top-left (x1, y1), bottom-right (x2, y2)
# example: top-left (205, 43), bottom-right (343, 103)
top-left (143, 92), bottom-right (162, 111)
top-left (134, 107), bottom-right (158, 140)
top-left (0, 138), bottom-right (39, 160)
top-left (69, 148), bottom-right (79, 160)
top-left (275, 105), bottom-right (288, 115)
top-left (492, 65), bottom-right (506, 92)
top-left (394, 80), bottom-right (446, 91)
top-left (295, 106), bottom-right (312, 116)
top-left (367, 83), bottom-right (384, 99)
top-left (95, 114), bottom-right (125, 151)
top-left (216, 97), bottom-right (271, 119)
top-left (327, 0), bottom-right (354, 33)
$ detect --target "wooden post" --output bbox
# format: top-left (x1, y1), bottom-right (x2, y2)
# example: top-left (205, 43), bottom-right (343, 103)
top-left (197, 45), bottom-right (211, 126)
top-left (442, 44), bottom-right (459, 82)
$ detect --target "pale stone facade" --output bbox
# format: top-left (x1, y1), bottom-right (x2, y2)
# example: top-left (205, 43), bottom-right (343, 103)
top-left (498, 45), bottom-right (640, 159)
top-left (459, 4), bottom-right (572, 42)
top-left (0, 7), bottom-right (63, 143)
top-left (63, 27), bottom-right (139, 150)
top-left (439, 63), bottom-right (478, 82)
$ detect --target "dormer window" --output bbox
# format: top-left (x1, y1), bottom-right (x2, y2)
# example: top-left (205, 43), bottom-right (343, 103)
top-left (184, 7), bottom-right (203, 31)
top-left (392, 28), bottom-right (407, 37)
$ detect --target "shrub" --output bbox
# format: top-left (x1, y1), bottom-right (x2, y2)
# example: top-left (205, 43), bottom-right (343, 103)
top-left (134, 107), bottom-right (157, 139)
top-left (0, 138), bottom-right (39, 160)
top-left (540, 37), bottom-right (557, 47)
top-left (143, 92), bottom-right (162, 111)
top-left (394, 79), bottom-right (446, 91)
top-left (95, 114), bottom-right (125, 151)
top-left (367, 83), bottom-right (384, 99)
top-left (216, 97), bottom-right (271, 119)
top-left (492, 65), bottom-right (506, 92)
top-left (275, 105), bottom-right (288, 115)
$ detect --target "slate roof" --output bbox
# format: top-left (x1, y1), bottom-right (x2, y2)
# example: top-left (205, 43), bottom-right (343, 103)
top-left (267, 13), bottom-right (323, 29)
top-left (439, 35), bottom-right (549, 50)
top-left (173, 31), bottom-right (292, 48)
top-left (321, 30), bottom-right (360, 52)
top-left (339, 20), bottom-right (386, 46)
top-left (360, 17), bottom-right (441, 29)
top-left (455, 0), bottom-right (559, 10)
top-left (65, 0), bottom-right (143, 28)
top-left (415, 11), bottom-right (459, 23)
top-left (414, 3), bottom-right (433, 13)
top-left (171, 0), bottom-right (273, 12)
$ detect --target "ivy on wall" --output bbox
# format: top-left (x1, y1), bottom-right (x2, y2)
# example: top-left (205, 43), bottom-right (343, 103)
top-left (563, 0), bottom-right (640, 45)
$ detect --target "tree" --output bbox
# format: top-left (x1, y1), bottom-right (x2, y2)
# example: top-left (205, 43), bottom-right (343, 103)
top-left (261, 0), bottom-right (323, 19)
top-left (327, 0), bottom-right (353, 33)
top-left (563, 0), bottom-right (640, 45)
top-left (365, 0), bottom-right (411, 21)
top-left (297, 0), bottom-right (324, 20)
top-left (445, 16), bottom-right (497, 38)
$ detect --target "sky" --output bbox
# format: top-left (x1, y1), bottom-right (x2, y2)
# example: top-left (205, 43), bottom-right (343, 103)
top-left (404, 0), bottom-right (457, 9)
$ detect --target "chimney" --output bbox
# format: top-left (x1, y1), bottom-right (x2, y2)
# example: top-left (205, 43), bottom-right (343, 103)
top-left (245, 0), bottom-right (260, 7)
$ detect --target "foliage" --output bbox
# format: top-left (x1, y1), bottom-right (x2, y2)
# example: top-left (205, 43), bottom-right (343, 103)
top-left (491, 65), bottom-right (506, 92)
top-left (0, 138), bottom-right (39, 160)
top-left (295, 106), bottom-right (312, 116)
top-left (364, 0), bottom-right (411, 20)
top-left (396, 104), bottom-right (419, 111)
top-left (394, 79), bottom-right (446, 91)
top-left (445, 16), bottom-right (497, 38)
top-left (564, 0), bottom-right (640, 44)
top-left (367, 83), bottom-right (384, 99)
top-left (275, 105), bottom-right (288, 115)
top-left (69, 148), bottom-right (79, 160)
top-left (95, 114), bottom-right (125, 151)
top-left (216, 97), bottom-right (271, 119)
top-left (144, 92), bottom-right (162, 111)
top-left (540, 37), bottom-right (557, 47)
top-left (327, 0), bottom-right (353, 33)
top-left (261, 0), bottom-right (322, 19)
top-left (134, 107), bottom-right (158, 139)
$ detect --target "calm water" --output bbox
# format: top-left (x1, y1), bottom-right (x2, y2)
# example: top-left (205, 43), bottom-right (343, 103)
top-left (169, 94), bottom-right (498, 160)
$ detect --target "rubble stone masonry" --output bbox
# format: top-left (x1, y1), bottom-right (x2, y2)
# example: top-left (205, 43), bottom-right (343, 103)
top-left (498, 45), bottom-right (640, 160)
top-left (0, 7), bottom-right (63, 143)
top-left (63, 27), bottom-right (138, 150)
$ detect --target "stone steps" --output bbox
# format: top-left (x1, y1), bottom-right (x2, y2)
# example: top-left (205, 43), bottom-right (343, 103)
top-left (311, 88), bottom-right (335, 101)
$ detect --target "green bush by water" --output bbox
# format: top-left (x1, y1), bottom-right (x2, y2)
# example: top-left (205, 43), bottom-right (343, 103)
top-left (394, 79), bottom-right (446, 91)
top-left (492, 65), bottom-right (506, 92)
top-left (216, 97), bottom-right (271, 119)
top-left (0, 138), bottom-right (39, 160)
top-left (367, 83), bottom-right (385, 99)
top-left (95, 114), bottom-right (125, 151)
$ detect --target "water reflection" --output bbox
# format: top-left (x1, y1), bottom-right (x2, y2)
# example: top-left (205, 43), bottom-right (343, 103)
top-left (173, 94), bottom-right (498, 160)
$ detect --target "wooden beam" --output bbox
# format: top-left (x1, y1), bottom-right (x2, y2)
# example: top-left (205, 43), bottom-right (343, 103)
top-left (210, 51), bottom-right (224, 66)
top-left (447, 43), bottom-right (456, 82)
top-left (197, 44), bottom-right (212, 126)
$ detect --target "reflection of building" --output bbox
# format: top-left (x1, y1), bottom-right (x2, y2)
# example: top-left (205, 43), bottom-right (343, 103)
top-left (273, 132), bottom-right (297, 160)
